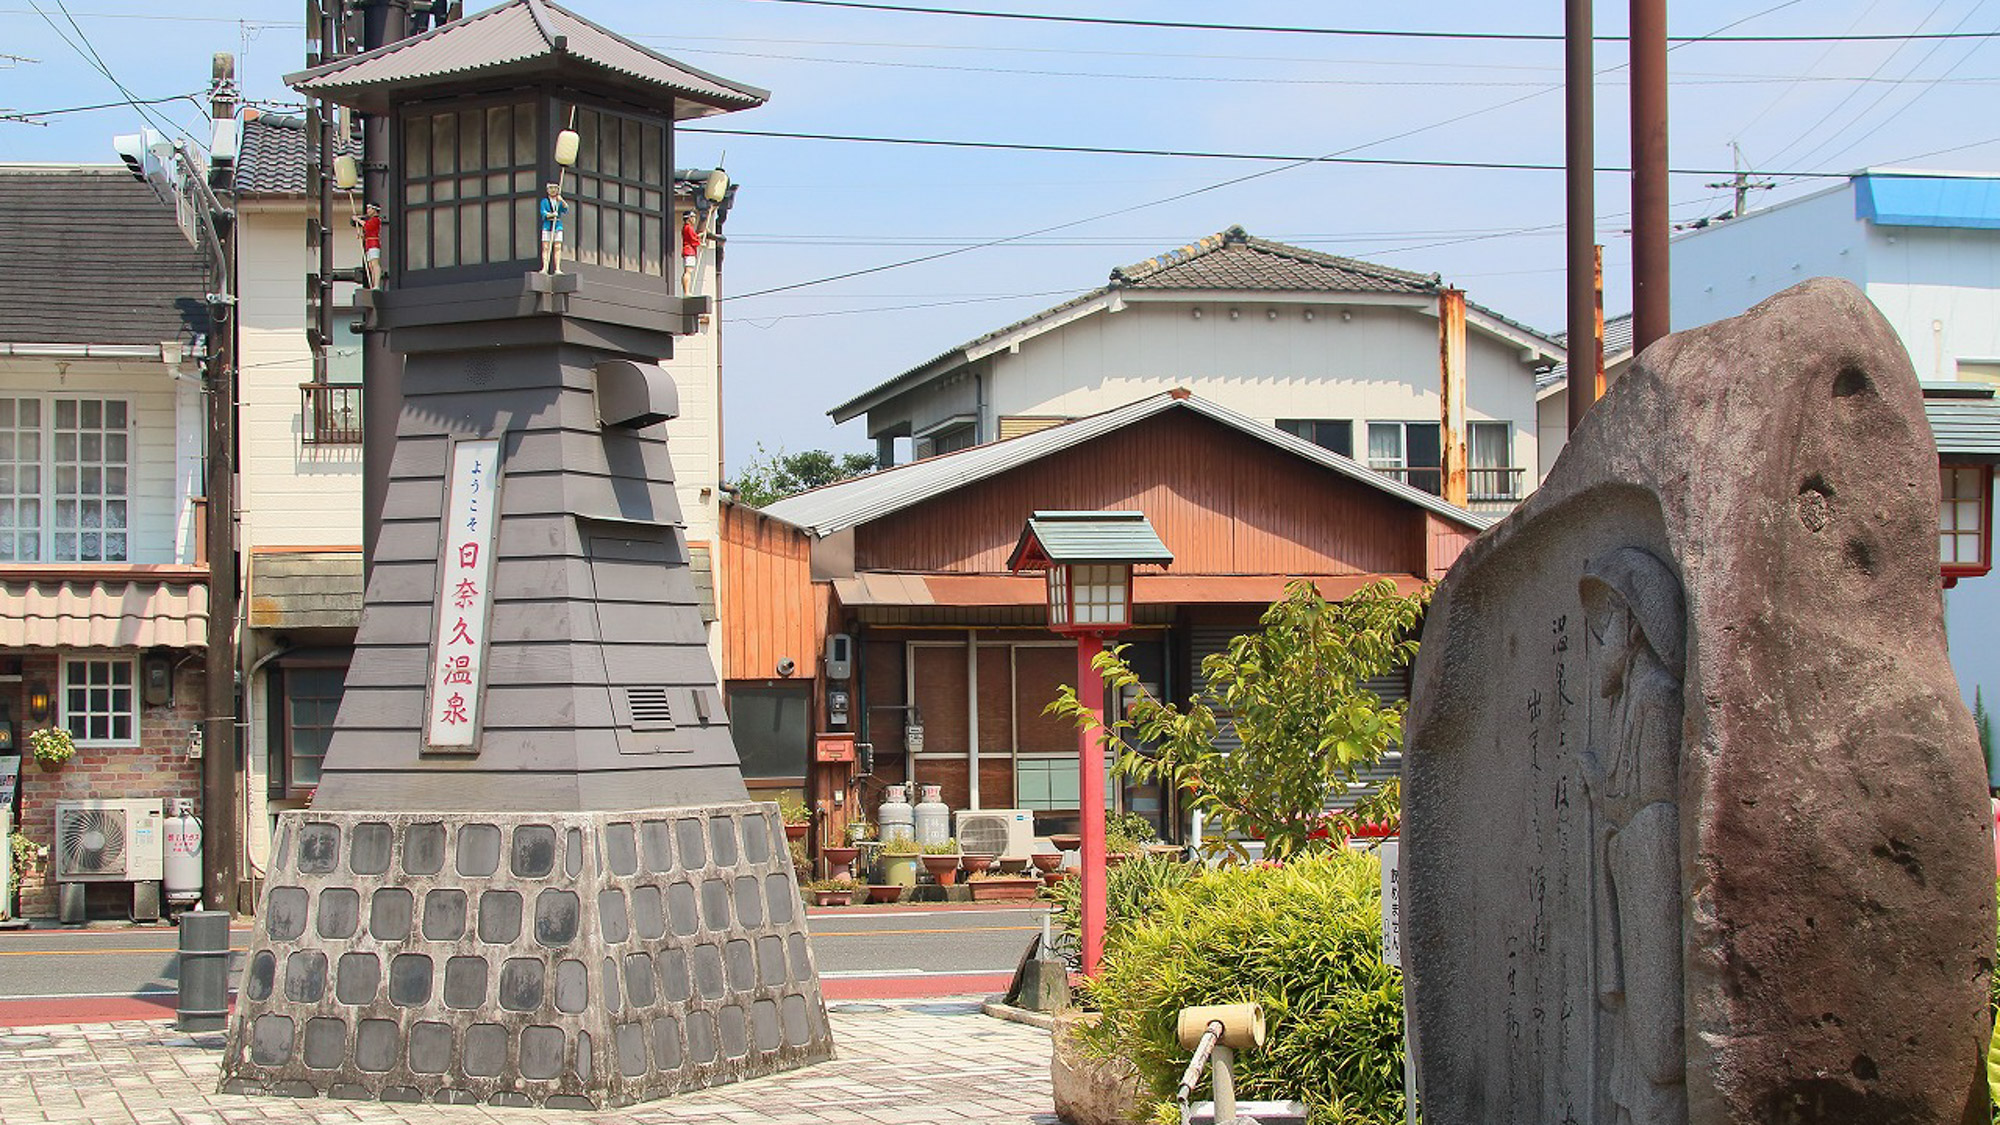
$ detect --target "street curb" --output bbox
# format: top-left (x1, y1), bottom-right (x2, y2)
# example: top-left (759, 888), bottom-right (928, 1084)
top-left (981, 995), bottom-right (1056, 1030)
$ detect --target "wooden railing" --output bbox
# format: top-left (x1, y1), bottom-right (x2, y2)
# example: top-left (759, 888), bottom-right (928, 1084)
top-left (300, 382), bottom-right (364, 445)
top-left (1369, 466), bottom-right (1526, 502)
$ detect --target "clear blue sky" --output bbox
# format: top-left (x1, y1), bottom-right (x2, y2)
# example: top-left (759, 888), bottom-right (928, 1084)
top-left (10, 0), bottom-right (2000, 704)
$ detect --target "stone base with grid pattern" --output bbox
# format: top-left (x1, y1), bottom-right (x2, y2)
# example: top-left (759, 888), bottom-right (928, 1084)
top-left (218, 802), bottom-right (832, 1108)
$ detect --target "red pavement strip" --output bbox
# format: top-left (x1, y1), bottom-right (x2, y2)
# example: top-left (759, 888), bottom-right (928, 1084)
top-left (0, 976), bottom-right (1017, 1027)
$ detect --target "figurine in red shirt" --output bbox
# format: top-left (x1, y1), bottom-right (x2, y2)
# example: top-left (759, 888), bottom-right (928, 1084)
top-left (681, 211), bottom-right (702, 293)
top-left (351, 203), bottom-right (384, 288)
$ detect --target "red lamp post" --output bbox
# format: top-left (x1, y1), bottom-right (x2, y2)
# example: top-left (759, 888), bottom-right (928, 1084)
top-left (1009, 511), bottom-right (1172, 977)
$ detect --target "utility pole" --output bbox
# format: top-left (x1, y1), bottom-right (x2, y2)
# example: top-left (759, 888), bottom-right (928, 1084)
top-left (1565, 0), bottom-right (1600, 433)
top-left (360, 0), bottom-right (411, 569)
top-left (1630, 0), bottom-right (1671, 354)
top-left (1707, 142), bottom-right (1774, 219)
top-left (202, 51), bottom-right (241, 914)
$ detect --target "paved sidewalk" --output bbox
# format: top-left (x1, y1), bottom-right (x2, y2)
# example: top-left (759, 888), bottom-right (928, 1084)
top-left (0, 998), bottom-right (1059, 1124)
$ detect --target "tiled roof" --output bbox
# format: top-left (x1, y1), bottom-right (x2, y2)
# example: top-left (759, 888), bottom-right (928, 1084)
top-left (0, 167), bottom-right (211, 347)
top-left (1540, 312), bottom-right (1636, 391)
top-left (1924, 383), bottom-right (2000, 458)
top-left (768, 391), bottom-right (1493, 536)
top-left (287, 0), bottom-right (767, 118)
top-left (829, 226), bottom-right (1562, 424)
top-left (1113, 226), bottom-right (1440, 294)
top-left (235, 114), bottom-right (352, 196)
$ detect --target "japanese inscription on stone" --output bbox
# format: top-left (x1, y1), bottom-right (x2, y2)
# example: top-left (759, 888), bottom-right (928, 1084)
top-left (425, 438), bottom-right (501, 750)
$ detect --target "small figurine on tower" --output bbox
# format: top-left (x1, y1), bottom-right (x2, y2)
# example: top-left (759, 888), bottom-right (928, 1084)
top-left (539, 182), bottom-right (569, 275)
top-left (351, 202), bottom-right (384, 288)
top-left (680, 209), bottom-right (702, 294)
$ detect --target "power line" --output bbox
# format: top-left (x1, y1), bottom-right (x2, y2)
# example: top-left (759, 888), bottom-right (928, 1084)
top-left (27, 0), bottom-right (201, 145)
top-left (0, 91), bottom-right (203, 123)
top-left (1797, 2), bottom-right (1998, 171)
top-left (742, 0), bottom-right (2000, 44)
top-left (682, 124), bottom-right (1856, 179)
top-left (659, 41), bottom-right (2000, 87)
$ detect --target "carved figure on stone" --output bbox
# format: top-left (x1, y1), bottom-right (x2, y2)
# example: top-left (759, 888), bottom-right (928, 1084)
top-left (1579, 547), bottom-right (1686, 1125)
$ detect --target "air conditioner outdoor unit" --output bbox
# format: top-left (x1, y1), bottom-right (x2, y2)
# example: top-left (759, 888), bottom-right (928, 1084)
top-left (955, 808), bottom-right (1035, 861)
top-left (55, 798), bottom-right (164, 882)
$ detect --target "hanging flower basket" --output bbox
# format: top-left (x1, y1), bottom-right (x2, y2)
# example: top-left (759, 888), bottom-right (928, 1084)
top-left (28, 727), bottom-right (75, 771)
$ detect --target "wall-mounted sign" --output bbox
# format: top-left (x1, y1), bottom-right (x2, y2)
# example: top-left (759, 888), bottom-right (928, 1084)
top-left (425, 438), bottom-right (502, 750)
top-left (1379, 838), bottom-right (1402, 968)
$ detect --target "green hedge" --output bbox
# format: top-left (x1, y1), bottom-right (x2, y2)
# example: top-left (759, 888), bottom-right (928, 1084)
top-left (1082, 852), bottom-right (1408, 1125)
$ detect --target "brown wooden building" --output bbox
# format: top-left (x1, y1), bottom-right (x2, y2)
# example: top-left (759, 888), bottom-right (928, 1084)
top-left (717, 391), bottom-right (1487, 849)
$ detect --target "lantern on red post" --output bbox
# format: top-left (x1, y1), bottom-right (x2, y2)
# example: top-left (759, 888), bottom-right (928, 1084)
top-left (1008, 511), bottom-right (1172, 977)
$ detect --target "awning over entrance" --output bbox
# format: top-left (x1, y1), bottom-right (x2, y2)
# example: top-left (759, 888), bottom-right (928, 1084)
top-left (831, 571), bottom-right (1426, 609)
top-left (0, 569), bottom-right (210, 648)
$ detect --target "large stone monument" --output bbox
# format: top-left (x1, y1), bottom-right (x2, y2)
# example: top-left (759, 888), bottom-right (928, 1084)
top-left (1403, 278), bottom-right (1994, 1124)
top-left (219, 1), bottom-right (836, 1108)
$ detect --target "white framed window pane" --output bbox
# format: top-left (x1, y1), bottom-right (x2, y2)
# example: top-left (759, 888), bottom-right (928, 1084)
top-left (62, 657), bottom-right (138, 745)
top-left (1368, 422), bottom-right (1403, 467)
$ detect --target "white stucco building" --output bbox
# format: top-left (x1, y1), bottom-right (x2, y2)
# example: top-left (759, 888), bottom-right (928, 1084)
top-left (830, 227), bottom-right (1566, 513)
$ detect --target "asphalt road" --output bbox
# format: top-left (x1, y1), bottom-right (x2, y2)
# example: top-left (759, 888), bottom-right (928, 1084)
top-left (0, 902), bottom-right (1049, 1023)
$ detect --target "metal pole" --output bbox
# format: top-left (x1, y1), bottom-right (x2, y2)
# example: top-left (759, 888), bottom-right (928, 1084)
top-left (202, 52), bottom-right (241, 914)
top-left (1437, 288), bottom-right (1467, 505)
top-left (176, 909), bottom-right (232, 1031)
top-left (1565, 0), bottom-right (1596, 434)
top-left (359, 0), bottom-right (410, 570)
top-left (1076, 631), bottom-right (1107, 977)
top-left (1630, 0), bottom-right (1671, 353)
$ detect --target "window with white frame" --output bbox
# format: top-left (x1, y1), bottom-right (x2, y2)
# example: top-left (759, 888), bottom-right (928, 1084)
top-left (1941, 465), bottom-right (1989, 570)
top-left (1367, 421), bottom-right (1442, 495)
top-left (61, 655), bottom-right (138, 745)
top-left (1468, 421), bottom-right (1518, 500)
top-left (0, 397), bottom-right (131, 562)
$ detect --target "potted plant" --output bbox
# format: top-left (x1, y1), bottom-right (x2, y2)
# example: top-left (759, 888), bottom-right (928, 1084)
top-left (1048, 832), bottom-right (1082, 853)
top-left (880, 835), bottom-right (923, 889)
top-left (865, 883), bottom-right (903, 904)
top-left (823, 842), bottom-right (861, 882)
top-left (28, 727), bottom-right (74, 772)
top-left (959, 851), bottom-right (996, 877)
top-left (919, 838), bottom-right (963, 885)
top-left (778, 795), bottom-right (811, 842)
top-left (1030, 852), bottom-right (1065, 874)
top-left (967, 870), bottom-right (1041, 902)
top-left (804, 877), bottom-right (857, 907)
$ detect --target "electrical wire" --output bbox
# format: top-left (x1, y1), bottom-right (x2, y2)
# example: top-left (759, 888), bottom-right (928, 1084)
top-left (1796, 2), bottom-right (1997, 171)
top-left (683, 125), bottom-right (1854, 179)
top-left (739, 0), bottom-right (2000, 44)
top-left (0, 91), bottom-right (203, 123)
top-left (26, 0), bottom-right (202, 146)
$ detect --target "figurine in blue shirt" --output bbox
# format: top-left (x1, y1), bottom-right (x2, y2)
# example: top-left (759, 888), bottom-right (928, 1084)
top-left (539, 182), bottom-right (568, 274)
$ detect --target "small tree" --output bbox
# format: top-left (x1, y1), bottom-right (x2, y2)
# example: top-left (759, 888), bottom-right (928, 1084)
top-left (729, 445), bottom-right (878, 507)
top-left (1048, 578), bottom-right (1428, 861)
top-left (1977, 686), bottom-right (1996, 787)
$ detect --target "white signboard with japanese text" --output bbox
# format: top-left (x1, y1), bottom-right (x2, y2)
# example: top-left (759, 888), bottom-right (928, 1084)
top-left (425, 438), bottom-right (502, 750)
top-left (1380, 838), bottom-right (1402, 968)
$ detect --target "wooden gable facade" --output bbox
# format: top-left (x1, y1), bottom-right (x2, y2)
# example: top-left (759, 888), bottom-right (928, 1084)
top-left (718, 401), bottom-right (1480, 853)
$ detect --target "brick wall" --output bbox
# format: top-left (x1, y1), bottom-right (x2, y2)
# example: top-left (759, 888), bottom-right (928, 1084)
top-left (12, 652), bottom-right (204, 919)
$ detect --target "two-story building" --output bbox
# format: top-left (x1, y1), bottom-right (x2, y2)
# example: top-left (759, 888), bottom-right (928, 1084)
top-left (0, 165), bottom-right (212, 918)
top-left (229, 112), bottom-right (741, 868)
top-left (721, 390), bottom-right (1489, 848)
top-left (830, 226), bottom-right (1565, 514)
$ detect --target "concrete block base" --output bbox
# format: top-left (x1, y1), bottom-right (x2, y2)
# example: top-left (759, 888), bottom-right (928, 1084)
top-left (219, 802), bottom-right (833, 1108)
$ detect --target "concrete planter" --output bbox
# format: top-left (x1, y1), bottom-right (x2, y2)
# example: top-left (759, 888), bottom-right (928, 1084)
top-left (969, 876), bottom-right (1041, 902)
top-left (1050, 1010), bottom-right (1147, 1125)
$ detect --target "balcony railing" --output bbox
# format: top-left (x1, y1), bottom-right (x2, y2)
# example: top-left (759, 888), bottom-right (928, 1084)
top-left (1368, 465), bottom-right (1527, 502)
top-left (300, 382), bottom-right (364, 445)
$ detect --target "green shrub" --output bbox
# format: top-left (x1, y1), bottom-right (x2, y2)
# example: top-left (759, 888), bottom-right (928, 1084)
top-left (1082, 853), bottom-right (1408, 1125)
top-left (1048, 853), bottom-right (1202, 956)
